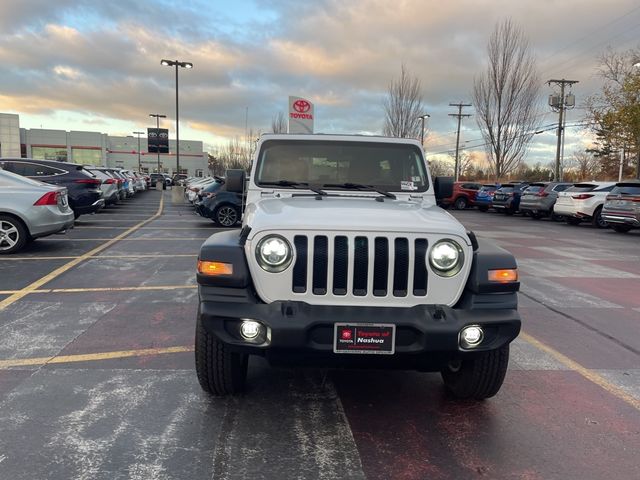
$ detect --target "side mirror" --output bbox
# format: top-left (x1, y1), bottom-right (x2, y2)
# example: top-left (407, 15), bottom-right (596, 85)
top-left (434, 176), bottom-right (454, 200)
top-left (225, 169), bottom-right (246, 193)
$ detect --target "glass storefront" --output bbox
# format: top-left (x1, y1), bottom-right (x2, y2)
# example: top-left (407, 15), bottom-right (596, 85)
top-left (31, 146), bottom-right (67, 162)
top-left (72, 148), bottom-right (102, 166)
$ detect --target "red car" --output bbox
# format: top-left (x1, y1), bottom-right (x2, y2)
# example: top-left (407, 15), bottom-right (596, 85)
top-left (439, 182), bottom-right (482, 210)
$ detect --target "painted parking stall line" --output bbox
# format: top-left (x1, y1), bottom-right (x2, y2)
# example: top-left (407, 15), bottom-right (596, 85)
top-left (0, 194), bottom-right (164, 312)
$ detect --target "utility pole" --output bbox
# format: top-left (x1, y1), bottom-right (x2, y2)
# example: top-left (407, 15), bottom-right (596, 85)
top-left (547, 79), bottom-right (578, 181)
top-left (417, 114), bottom-right (430, 147)
top-left (449, 103), bottom-right (472, 181)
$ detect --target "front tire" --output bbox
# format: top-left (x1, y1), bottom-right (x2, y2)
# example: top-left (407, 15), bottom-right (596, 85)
top-left (565, 217), bottom-right (581, 225)
top-left (0, 215), bottom-right (28, 254)
top-left (441, 345), bottom-right (509, 400)
top-left (195, 315), bottom-right (248, 395)
top-left (478, 206), bottom-right (488, 212)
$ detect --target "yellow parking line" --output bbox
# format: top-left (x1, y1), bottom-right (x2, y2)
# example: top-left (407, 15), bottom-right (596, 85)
top-left (0, 285), bottom-right (197, 295)
top-left (0, 345), bottom-right (193, 369)
top-left (74, 227), bottom-right (216, 230)
top-left (521, 332), bottom-right (640, 411)
top-left (0, 254), bottom-right (198, 261)
top-left (39, 237), bottom-right (205, 241)
top-left (0, 196), bottom-right (164, 312)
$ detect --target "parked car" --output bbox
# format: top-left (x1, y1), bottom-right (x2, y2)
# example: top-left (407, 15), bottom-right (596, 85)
top-left (602, 181), bottom-right (640, 233)
top-left (519, 182), bottom-right (573, 219)
top-left (84, 167), bottom-right (119, 205)
top-left (187, 177), bottom-right (217, 203)
top-left (172, 174), bottom-right (188, 186)
top-left (149, 173), bottom-right (168, 189)
top-left (475, 185), bottom-right (498, 212)
top-left (440, 182), bottom-right (482, 210)
top-left (0, 158), bottom-right (104, 219)
top-left (0, 169), bottom-right (75, 254)
top-left (103, 169), bottom-right (128, 200)
top-left (491, 183), bottom-right (529, 214)
top-left (194, 183), bottom-right (243, 226)
top-left (553, 182), bottom-right (616, 228)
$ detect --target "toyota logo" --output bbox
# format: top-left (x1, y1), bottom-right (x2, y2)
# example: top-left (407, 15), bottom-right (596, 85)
top-left (293, 99), bottom-right (311, 113)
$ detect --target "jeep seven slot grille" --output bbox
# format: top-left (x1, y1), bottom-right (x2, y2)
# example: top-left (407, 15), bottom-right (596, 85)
top-left (292, 235), bottom-right (428, 298)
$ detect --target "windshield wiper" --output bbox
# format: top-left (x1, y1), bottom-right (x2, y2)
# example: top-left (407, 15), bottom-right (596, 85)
top-left (323, 182), bottom-right (396, 199)
top-left (261, 180), bottom-right (327, 196)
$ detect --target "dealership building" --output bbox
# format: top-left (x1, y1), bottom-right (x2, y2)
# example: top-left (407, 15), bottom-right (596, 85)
top-left (0, 113), bottom-right (208, 177)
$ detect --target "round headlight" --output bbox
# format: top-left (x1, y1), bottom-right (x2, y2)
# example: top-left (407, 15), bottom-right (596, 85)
top-left (256, 235), bottom-right (292, 272)
top-left (428, 239), bottom-right (464, 276)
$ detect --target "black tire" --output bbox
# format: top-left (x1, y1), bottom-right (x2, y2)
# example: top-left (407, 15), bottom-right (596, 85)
top-left (441, 345), bottom-right (510, 400)
top-left (214, 205), bottom-right (240, 227)
top-left (550, 213), bottom-right (564, 222)
top-left (478, 206), bottom-right (488, 212)
top-left (565, 217), bottom-right (581, 225)
top-left (530, 212), bottom-right (543, 219)
top-left (195, 315), bottom-right (248, 395)
top-left (612, 225), bottom-right (632, 233)
top-left (0, 215), bottom-right (28, 254)
top-left (592, 206), bottom-right (608, 229)
top-left (454, 197), bottom-right (468, 210)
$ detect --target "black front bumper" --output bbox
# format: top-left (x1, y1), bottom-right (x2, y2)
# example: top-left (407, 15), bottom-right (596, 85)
top-left (199, 294), bottom-right (521, 370)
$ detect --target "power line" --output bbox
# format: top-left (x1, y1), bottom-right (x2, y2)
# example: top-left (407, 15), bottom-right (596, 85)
top-left (539, 4), bottom-right (640, 69)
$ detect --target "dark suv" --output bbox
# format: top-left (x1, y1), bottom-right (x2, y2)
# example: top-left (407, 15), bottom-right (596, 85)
top-left (492, 183), bottom-right (529, 214)
top-left (440, 182), bottom-right (482, 210)
top-left (0, 158), bottom-right (104, 219)
top-left (194, 180), bottom-right (243, 227)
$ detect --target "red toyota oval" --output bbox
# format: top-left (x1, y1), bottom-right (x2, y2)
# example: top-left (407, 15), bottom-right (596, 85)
top-left (293, 99), bottom-right (311, 113)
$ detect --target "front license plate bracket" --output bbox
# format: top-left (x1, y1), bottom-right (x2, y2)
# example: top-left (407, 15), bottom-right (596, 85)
top-left (333, 323), bottom-right (396, 355)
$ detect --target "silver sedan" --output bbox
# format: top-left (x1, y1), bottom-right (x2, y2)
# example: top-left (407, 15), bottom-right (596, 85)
top-left (0, 169), bottom-right (75, 254)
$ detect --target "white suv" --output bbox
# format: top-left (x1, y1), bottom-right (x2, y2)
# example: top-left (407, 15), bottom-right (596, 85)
top-left (194, 134), bottom-right (522, 401)
top-left (554, 182), bottom-right (616, 228)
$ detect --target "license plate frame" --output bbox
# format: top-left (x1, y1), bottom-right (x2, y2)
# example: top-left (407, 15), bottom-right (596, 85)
top-left (333, 323), bottom-right (396, 355)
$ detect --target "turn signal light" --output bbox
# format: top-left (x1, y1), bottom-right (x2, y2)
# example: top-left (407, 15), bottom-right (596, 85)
top-left (197, 260), bottom-right (233, 276)
top-left (488, 269), bottom-right (518, 283)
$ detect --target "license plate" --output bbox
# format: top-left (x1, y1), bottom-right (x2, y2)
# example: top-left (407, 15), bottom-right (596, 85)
top-left (59, 194), bottom-right (68, 207)
top-left (333, 323), bottom-right (395, 355)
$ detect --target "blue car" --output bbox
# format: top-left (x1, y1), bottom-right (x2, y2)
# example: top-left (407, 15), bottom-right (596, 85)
top-left (475, 185), bottom-right (498, 212)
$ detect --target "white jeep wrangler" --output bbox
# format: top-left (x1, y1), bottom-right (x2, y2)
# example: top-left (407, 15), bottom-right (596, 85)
top-left (195, 134), bottom-right (521, 400)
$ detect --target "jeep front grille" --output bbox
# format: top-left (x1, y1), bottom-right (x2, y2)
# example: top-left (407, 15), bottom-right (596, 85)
top-left (291, 234), bottom-right (428, 298)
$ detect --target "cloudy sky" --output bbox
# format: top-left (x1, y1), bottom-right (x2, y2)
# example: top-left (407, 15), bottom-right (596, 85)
top-left (1, 0), bottom-right (639, 165)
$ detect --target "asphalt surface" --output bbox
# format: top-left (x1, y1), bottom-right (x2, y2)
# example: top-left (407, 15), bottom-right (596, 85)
top-left (0, 190), bottom-right (639, 480)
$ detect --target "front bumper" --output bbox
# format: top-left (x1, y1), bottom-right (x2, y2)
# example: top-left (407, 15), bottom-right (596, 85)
top-left (199, 298), bottom-right (521, 369)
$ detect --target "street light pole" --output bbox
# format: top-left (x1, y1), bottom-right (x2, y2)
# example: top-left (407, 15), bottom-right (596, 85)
top-left (149, 114), bottom-right (166, 173)
top-left (133, 131), bottom-right (144, 172)
top-left (161, 59), bottom-right (193, 178)
top-left (417, 114), bottom-right (430, 148)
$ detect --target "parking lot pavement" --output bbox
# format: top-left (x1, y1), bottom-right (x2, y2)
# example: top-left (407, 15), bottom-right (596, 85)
top-left (0, 198), bottom-right (639, 479)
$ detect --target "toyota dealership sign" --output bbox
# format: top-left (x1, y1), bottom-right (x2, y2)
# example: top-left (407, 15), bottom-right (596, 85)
top-left (288, 96), bottom-right (314, 134)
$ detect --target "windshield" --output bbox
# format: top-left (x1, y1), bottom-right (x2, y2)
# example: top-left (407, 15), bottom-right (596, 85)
top-left (256, 140), bottom-right (428, 192)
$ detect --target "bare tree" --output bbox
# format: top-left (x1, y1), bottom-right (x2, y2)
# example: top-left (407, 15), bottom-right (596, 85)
top-left (568, 150), bottom-right (599, 180)
top-left (271, 111), bottom-right (287, 133)
top-left (473, 19), bottom-right (541, 179)
top-left (383, 64), bottom-right (424, 138)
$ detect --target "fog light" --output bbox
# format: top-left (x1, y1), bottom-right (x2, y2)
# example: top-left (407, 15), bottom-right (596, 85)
top-left (460, 325), bottom-right (484, 348)
top-left (240, 320), bottom-right (261, 339)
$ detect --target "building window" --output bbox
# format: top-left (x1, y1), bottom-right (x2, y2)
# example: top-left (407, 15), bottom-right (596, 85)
top-left (31, 146), bottom-right (67, 162)
top-left (72, 148), bottom-right (102, 166)
top-left (195, 169), bottom-right (203, 177)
